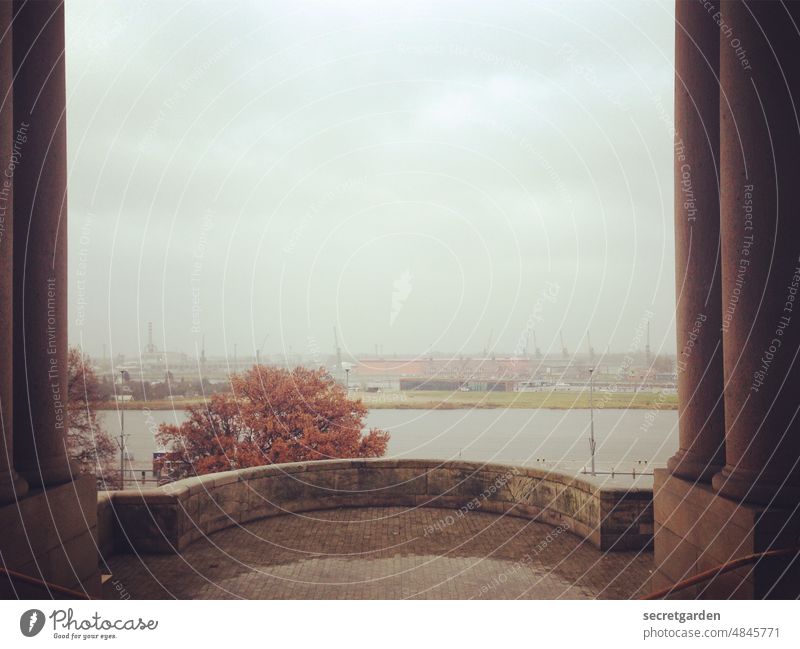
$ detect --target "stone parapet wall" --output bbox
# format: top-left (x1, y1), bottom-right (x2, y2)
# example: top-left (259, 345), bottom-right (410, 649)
top-left (96, 491), bottom-right (116, 562)
top-left (99, 459), bottom-right (653, 557)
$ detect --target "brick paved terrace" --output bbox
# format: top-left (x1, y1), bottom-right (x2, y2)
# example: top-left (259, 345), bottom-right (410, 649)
top-left (106, 506), bottom-right (654, 599)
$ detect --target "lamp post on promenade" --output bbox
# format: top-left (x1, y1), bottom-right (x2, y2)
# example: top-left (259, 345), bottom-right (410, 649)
top-left (589, 367), bottom-right (596, 476)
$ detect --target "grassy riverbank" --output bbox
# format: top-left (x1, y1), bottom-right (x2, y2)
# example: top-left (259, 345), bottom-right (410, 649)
top-left (363, 390), bottom-right (677, 410)
top-left (100, 390), bottom-right (677, 411)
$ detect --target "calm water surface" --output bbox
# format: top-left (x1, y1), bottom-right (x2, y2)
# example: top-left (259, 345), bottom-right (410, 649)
top-left (99, 407), bottom-right (678, 473)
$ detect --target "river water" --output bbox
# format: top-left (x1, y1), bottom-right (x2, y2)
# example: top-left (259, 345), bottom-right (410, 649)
top-left (99, 407), bottom-right (678, 474)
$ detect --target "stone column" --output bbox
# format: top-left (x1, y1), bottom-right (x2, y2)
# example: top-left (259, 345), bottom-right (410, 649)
top-left (0, 1), bottom-right (29, 504)
top-left (11, 0), bottom-right (75, 487)
top-left (666, 0), bottom-right (726, 482)
top-left (712, 0), bottom-right (800, 506)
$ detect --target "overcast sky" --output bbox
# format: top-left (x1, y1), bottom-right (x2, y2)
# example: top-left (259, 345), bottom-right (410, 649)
top-left (65, 0), bottom-right (676, 363)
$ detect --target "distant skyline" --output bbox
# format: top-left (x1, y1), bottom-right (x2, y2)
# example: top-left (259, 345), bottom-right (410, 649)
top-left (65, 0), bottom-right (676, 363)
top-left (98, 323), bottom-right (671, 364)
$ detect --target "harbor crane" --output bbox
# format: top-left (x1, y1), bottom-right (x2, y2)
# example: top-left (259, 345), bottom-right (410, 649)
top-left (333, 326), bottom-right (342, 372)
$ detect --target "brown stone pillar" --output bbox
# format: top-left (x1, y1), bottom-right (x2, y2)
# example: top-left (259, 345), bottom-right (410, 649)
top-left (712, 0), bottom-right (800, 506)
top-left (0, 1), bottom-right (29, 503)
top-left (667, 0), bottom-right (725, 482)
top-left (11, 0), bottom-right (75, 487)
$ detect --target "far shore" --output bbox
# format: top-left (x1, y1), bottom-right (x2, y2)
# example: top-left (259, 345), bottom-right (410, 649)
top-left (99, 389), bottom-right (678, 412)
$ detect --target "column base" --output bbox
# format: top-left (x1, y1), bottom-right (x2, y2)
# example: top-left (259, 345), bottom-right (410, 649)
top-left (653, 469), bottom-right (800, 598)
top-left (17, 455), bottom-right (78, 489)
top-left (666, 448), bottom-right (724, 483)
top-left (712, 465), bottom-right (800, 508)
top-left (0, 470), bottom-right (29, 505)
top-left (0, 474), bottom-right (99, 598)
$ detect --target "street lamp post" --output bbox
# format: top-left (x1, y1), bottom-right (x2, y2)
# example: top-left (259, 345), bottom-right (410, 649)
top-left (345, 367), bottom-right (350, 390)
top-left (589, 367), bottom-right (596, 476)
top-left (120, 408), bottom-right (125, 489)
top-left (117, 369), bottom-right (130, 490)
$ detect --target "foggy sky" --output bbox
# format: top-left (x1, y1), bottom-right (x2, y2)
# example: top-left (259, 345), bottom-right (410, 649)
top-left (65, 0), bottom-right (676, 363)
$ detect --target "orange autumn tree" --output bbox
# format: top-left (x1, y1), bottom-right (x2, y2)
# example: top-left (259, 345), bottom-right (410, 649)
top-left (67, 347), bottom-right (117, 487)
top-left (157, 366), bottom-right (389, 479)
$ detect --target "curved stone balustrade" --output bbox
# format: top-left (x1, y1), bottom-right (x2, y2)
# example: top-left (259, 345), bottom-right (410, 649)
top-left (98, 459), bottom-right (652, 557)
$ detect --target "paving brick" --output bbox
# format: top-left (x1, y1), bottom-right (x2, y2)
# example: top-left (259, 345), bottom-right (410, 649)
top-left (107, 506), bottom-right (653, 599)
